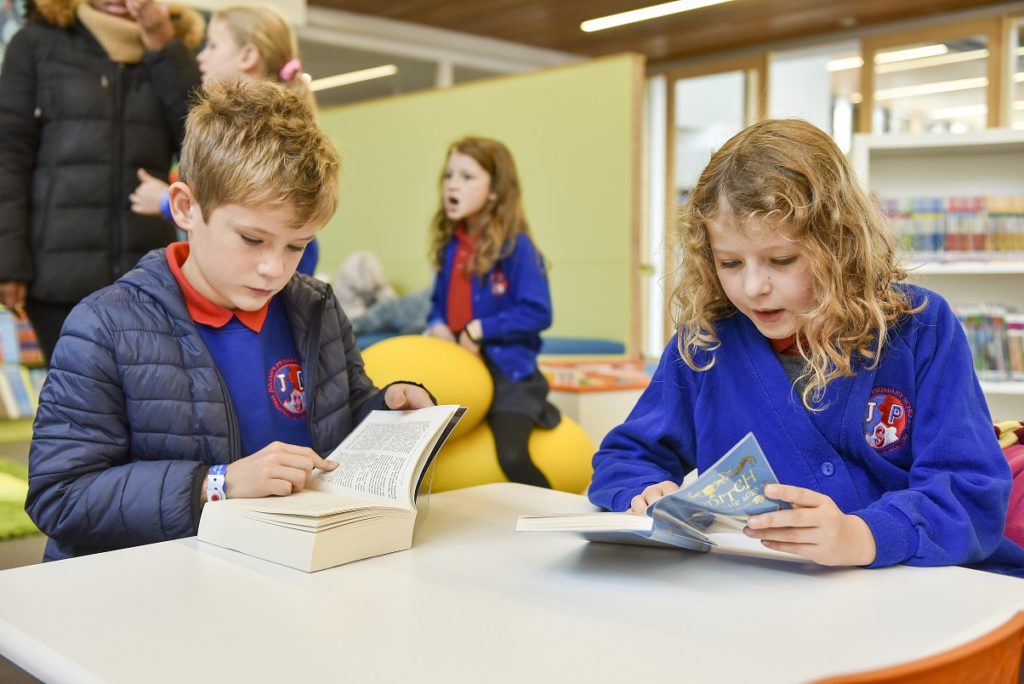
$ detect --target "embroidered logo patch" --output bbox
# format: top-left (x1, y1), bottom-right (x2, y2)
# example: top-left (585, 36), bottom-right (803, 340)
top-left (490, 267), bottom-right (508, 297)
top-left (863, 387), bottom-right (911, 451)
top-left (267, 358), bottom-right (306, 419)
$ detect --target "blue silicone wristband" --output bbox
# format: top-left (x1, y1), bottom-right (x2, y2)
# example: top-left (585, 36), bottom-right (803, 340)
top-left (159, 191), bottom-right (173, 222)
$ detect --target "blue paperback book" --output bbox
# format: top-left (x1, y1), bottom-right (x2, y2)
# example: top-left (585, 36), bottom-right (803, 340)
top-left (517, 433), bottom-right (808, 562)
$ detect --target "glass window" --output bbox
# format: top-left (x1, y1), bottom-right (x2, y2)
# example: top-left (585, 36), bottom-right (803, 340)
top-left (871, 37), bottom-right (989, 134)
top-left (770, 41), bottom-right (860, 153)
top-left (674, 71), bottom-right (747, 202)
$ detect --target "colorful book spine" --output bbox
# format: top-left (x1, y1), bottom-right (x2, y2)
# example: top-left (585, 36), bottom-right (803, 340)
top-left (879, 194), bottom-right (1024, 258)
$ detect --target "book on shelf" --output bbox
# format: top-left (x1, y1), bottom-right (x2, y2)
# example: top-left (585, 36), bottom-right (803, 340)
top-left (0, 309), bottom-right (18, 364)
top-left (0, 364), bottom-right (43, 420)
top-left (517, 432), bottom-right (809, 564)
top-left (878, 194), bottom-right (1024, 257)
top-left (198, 404), bottom-right (465, 572)
top-left (956, 305), bottom-right (1024, 382)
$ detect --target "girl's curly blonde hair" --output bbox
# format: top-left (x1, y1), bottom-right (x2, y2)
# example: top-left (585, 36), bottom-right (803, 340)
top-left (674, 119), bottom-right (923, 409)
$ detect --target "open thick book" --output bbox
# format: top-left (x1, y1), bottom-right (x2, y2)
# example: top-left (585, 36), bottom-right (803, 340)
top-left (198, 404), bottom-right (465, 572)
top-left (517, 432), bottom-right (809, 563)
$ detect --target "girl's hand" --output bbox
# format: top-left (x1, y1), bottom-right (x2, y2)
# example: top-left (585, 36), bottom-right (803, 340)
top-left (129, 169), bottom-right (169, 216)
top-left (424, 323), bottom-right (455, 343)
top-left (629, 480), bottom-right (680, 514)
top-left (220, 442), bottom-right (338, 500)
top-left (744, 484), bottom-right (877, 566)
top-left (384, 383), bottom-right (435, 410)
top-left (126, 0), bottom-right (174, 51)
top-left (457, 329), bottom-right (480, 356)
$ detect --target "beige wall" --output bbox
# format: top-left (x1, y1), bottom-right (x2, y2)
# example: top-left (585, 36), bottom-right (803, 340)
top-left (317, 53), bottom-right (642, 346)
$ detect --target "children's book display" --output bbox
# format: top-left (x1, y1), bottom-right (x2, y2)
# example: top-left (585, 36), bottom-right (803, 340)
top-left (198, 404), bottom-right (465, 572)
top-left (0, 307), bottom-right (45, 420)
top-left (517, 432), bottom-right (808, 563)
top-left (540, 358), bottom-right (649, 392)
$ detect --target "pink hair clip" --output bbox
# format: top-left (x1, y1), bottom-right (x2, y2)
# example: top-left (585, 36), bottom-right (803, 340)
top-left (279, 58), bottom-right (302, 83)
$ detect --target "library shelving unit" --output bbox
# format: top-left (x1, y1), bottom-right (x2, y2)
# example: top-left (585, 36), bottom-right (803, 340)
top-left (851, 130), bottom-right (1024, 420)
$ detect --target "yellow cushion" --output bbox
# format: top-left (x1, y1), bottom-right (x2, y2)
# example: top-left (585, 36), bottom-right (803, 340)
top-left (430, 417), bottom-right (595, 494)
top-left (361, 335), bottom-right (493, 439)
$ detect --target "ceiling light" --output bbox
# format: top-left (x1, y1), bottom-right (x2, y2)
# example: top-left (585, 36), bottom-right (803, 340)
top-left (876, 48), bottom-right (986, 74)
top-left (930, 101), bottom-right (1024, 120)
top-left (309, 65), bottom-right (398, 92)
top-left (875, 76), bottom-right (987, 101)
top-left (929, 104), bottom-right (987, 119)
top-left (874, 44), bottom-right (948, 64)
top-left (826, 56), bottom-right (864, 72)
top-left (580, 0), bottom-right (734, 32)
top-left (826, 43), bottom-right (949, 72)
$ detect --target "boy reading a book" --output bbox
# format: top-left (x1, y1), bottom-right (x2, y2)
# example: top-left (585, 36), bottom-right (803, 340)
top-left (25, 80), bottom-right (434, 561)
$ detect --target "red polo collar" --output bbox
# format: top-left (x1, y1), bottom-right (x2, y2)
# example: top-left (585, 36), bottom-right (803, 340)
top-left (165, 241), bottom-right (269, 332)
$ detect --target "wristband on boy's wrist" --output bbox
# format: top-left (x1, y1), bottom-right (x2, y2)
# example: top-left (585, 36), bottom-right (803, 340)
top-left (206, 464), bottom-right (227, 502)
top-left (159, 191), bottom-right (173, 222)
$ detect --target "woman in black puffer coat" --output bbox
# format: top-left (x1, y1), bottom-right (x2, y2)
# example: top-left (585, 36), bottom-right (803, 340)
top-left (0, 0), bottom-right (202, 360)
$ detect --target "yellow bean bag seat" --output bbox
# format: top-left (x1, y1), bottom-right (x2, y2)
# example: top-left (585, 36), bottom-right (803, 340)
top-left (361, 334), bottom-right (493, 439)
top-left (428, 419), bottom-right (594, 495)
top-left (361, 333), bottom-right (595, 493)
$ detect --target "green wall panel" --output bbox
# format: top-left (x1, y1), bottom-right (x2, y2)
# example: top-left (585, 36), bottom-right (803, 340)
top-left (317, 54), bottom-right (641, 346)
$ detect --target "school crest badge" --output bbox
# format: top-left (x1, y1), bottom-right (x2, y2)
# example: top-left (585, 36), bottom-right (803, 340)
top-left (864, 387), bottom-right (911, 451)
top-left (268, 358), bottom-right (307, 419)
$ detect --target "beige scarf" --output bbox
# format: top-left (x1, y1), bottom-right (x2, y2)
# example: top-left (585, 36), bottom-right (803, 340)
top-left (76, 2), bottom-right (144, 64)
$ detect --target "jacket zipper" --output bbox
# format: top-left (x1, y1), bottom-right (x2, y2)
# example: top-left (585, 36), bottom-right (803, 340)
top-left (305, 293), bottom-right (327, 450)
top-left (216, 364), bottom-right (242, 462)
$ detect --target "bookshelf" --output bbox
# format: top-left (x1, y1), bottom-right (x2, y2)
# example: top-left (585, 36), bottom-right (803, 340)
top-left (851, 130), bottom-right (1024, 420)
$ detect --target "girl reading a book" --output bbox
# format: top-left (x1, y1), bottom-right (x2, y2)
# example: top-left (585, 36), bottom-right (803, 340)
top-left (588, 119), bottom-right (1023, 577)
top-left (424, 137), bottom-right (560, 488)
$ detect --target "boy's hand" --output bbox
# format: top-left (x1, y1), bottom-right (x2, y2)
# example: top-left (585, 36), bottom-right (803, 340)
top-left (744, 484), bottom-right (877, 566)
top-left (629, 480), bottom-right (680, 514)
top-left (224, 442), bottom-right (338, 499)
top-left (126, 0), bottom-right (174, 51)
top-left (384, 383), bottom-right (434, 410)
top-left (424, 323), bottom-right (455, 343)
top-left (129, 169), bottom-right (170, 216)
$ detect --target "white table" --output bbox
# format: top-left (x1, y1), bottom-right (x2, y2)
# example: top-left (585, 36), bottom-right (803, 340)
top-left (0, 483), bottom-right (1021, 683)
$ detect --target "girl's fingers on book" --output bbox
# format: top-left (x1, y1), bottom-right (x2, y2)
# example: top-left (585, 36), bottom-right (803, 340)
top-left (748, 505), bottom-right (829, 530)
top-left (763, 483), bottom-right (827, 507)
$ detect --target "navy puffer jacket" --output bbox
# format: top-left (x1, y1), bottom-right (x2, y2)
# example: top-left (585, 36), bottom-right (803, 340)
top-left (26, 249), bottom-right (387, 561)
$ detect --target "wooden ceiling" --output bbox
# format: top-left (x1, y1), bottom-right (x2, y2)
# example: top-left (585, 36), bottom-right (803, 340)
top-left (309, 0), bottom-right (1017, 64)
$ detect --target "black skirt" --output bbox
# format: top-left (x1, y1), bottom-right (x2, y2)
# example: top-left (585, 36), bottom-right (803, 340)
top-left (486, 359), bottom-right (561, 428)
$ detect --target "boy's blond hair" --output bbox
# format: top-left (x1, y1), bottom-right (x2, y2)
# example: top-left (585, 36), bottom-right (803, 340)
top-left (674, 118), bottom-right (923, 409)
top-left (179, 79), bottom-right (338, 228)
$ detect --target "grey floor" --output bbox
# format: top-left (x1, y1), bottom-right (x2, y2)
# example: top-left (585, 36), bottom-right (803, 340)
top-left (0, 439), bottom-right (43, 684)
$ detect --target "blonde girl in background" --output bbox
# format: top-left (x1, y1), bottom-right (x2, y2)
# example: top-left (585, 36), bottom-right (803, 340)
top-left (588, 118), bottom-right (1023, 577)
top-left (129, 4), bottom-right (319, 273)
top-left (425, 136), bottom-right (560, 488)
